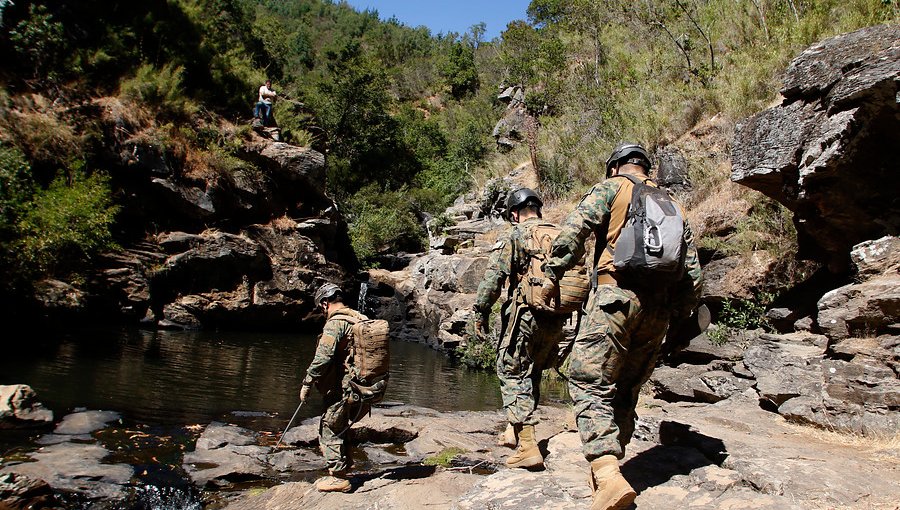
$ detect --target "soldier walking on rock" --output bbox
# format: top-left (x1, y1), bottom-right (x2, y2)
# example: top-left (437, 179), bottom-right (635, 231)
top-left (299, 282), bottom-right (373, 493)
top-left (541, 144), bottom-right (703, 510)
top-left (473, 188), bottom-right (567, 470)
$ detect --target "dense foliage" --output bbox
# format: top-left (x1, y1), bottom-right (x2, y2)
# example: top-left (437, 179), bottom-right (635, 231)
top-left (0, 0), bottom-right (897, 299)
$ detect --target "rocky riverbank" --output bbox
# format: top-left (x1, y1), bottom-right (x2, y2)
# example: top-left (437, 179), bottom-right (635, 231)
top-left (3, 313), bottom-right (899, 510)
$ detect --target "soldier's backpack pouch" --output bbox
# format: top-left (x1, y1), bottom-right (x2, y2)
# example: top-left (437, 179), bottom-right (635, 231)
top-left (520, 222), bottom-right (590, 314)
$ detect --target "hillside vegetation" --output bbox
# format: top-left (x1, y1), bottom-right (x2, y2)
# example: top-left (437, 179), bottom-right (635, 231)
top-left (0, 0), bottom-right (896, 310)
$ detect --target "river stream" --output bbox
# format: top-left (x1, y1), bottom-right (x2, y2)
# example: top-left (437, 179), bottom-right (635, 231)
top-left (0, 327), bottom-right (568, 508)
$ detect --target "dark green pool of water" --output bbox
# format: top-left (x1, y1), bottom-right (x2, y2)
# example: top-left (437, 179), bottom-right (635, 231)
top-left (0, 327), bottom-right (567, 430)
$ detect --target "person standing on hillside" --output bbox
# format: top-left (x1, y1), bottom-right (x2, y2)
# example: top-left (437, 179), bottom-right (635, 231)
top-left (541, 143), bottom-right (703, 510)
top-left (299, 283), bottom-right (374, 493)
top-left (473, 188), bottom-right (567, 470)
top-left (254, 79), bottom-right (277, 126)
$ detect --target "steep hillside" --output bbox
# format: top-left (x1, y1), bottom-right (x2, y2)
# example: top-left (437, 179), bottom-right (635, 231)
top-left (0, 0), bottom-right (897, 329)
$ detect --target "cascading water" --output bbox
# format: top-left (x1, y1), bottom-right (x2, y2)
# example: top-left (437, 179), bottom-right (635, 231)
top-left (358, 281), bottom-right (369, 314)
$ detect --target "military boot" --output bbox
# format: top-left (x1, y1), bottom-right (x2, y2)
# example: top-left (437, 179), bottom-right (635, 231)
top-left (588, 455), bottom-right (635, 510)
top-left (497, 423), bottom-right (517, 448)
top-left (315, 471), bottom-right (352, 493)
top-left (505, 424), bottom-right (543, 469)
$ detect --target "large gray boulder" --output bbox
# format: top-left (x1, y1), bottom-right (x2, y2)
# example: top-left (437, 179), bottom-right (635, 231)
top-left (0, 385), bottom-right (53, 429)
top-left (183, 422), bottom-right (269, 488)
top-left (731, 24), bottom-right (900, 271)
top-left (817, 236), bottom-right (900, 340)
top-left (742, 333), bottom-right (899, 435)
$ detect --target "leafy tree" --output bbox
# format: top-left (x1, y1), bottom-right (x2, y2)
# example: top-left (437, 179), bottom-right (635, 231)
top-left (310, 47), bottom-right (418, 199)
top-left (7, 3), bottom-right (67, 81)
top-left (442, 39), bottom-right (479, 98)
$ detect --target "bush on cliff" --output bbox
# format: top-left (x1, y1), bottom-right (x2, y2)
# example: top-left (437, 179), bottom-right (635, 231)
top-left (0, 142), bottom-right (118, 291)
top-left (17, 172), bottom-right (119, 274)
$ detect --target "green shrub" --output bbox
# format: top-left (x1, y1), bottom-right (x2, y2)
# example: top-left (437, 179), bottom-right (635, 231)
top-left (710, 295), bottom-right (773, 345)
top-left (424, 447), bottom-right (467, 467)
top-left (537, 152), bottom-right (574, 201)
top-left (348, 186), bottom-right (426, 264)
top-left (120, 63), bottom-right (197, 120)
top-left (429, 212), bottom-right (455, 236)
top-left (0, 144), bottom-right (34, 233)
top-left (7, 4), bottom-right (68, 81)
top-left (17, 172), bottom-right (119, 273)
top-left (457, 302), bottom-right (501, 370)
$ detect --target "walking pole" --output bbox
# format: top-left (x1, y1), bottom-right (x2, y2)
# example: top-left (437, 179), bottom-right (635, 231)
top-left (273, 401), bottom-right (304, 450)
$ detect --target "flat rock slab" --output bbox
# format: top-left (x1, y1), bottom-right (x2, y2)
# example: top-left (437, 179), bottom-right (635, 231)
top-left (457, 431), bottom-right (590, 510)
top-left (221, 398), bottom-right (900, 510)
top-left (54, 410), bottom-right (120, 435)
top-left (648, 396), bottom-right (900, 509)
top-left (224, 470), bottom-right (481, 510)
top-left (0, 442), bottom-right (132, 500)
top-left (183, 423), bottom-right (269, 488)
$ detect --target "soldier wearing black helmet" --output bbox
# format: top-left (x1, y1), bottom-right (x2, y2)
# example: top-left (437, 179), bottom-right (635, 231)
top-left (540, 143), bottom-right (703, 510)
top-left (473, 187), bottom-right (567, 470)
top-left (299, 282), bottom-right (372, 493)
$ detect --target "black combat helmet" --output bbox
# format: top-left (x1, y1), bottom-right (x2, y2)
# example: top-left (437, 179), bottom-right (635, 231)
top-left (314, 283), bottom-right (342, 306)
top-left (605, 143), bottom-right (652, 177)
top-left (505, 187), bottom-right (543, 221)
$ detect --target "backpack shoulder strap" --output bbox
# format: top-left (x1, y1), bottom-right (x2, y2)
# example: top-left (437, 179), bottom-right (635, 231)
top-left (593, 176), bottom-right (637, 283)
top-left (328, 308), bottom-right (364, 325)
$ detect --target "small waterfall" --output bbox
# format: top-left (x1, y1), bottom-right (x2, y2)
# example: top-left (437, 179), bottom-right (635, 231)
top-left (358, 281), bottom-right (368, 314)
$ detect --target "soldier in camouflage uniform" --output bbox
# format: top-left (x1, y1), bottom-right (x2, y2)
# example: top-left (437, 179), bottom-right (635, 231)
top-left (541, 144), bottom-right (703, 510)
top-left (299, 282), bottom-right (371, 493)
top-left (474, 188), bottom-right (567, 470)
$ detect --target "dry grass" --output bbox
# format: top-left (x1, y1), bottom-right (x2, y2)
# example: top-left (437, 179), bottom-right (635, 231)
top-left (272, 214), bottom-right (297, 231)
top-left (0, 94), bottom-right (83, 165)
top-left (686, 179), bottom-right (752, 240)
top-left (783, 421), bottom-right (900, 455)
top-left (94, 96), bottom-right (153, 136)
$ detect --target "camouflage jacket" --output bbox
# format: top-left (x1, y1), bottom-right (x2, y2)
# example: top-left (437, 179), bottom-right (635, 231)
top-left (545, 176), bottom-right (703, 315)
top-left (302, 307), bottom-right (366, 392)
top-left (474, 217), bottom-right (544, 315)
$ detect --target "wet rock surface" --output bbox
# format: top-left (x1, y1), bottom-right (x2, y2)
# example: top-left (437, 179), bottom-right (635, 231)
top-left (0, 385), bottom-right (53, 429)
top-left (0, 473), bottom-right (57, 510)
top-left (53, 410), bottom-right (120, 435)
top-left (1, 441), bottom-right (133, 502)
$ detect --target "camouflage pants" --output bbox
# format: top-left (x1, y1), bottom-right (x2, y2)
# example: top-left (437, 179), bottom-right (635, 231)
top-left (319, 391), bottom-right (370, 473)
top-left (497, 306), bottom-right (566, 426)
top-left (567, 284), bottom-right (670, 461)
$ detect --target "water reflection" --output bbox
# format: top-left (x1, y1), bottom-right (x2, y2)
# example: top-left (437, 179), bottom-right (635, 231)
top-left (0, 328), bottom-right (570, 427)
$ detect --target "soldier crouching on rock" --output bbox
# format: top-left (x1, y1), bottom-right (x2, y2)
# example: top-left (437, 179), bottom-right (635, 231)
top-left (299, 282), bottom-right (375, 493)
top-left (540, 144), bottom-right (703, 510)
top-left (473, 188), bottom-right (568, 470)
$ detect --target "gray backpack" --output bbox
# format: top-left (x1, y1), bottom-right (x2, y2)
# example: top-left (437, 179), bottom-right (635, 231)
top-left (612, 174), bottom-right (686, 284)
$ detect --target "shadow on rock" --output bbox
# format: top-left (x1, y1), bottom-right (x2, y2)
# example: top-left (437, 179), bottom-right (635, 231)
top-left (355, 464), bottom-right (437, 485)
top-left (623, 420), bottom-right (727, 494)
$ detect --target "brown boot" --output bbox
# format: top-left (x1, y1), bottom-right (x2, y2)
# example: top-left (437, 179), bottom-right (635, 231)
top-left (505, 424), bottom-right (543, 469)
top-left (497, 423), bottom-right (517, 448)
top-left (589, 455), bottom-right (636, 510)
top-left (315, 471), bottom-right (352, 493)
